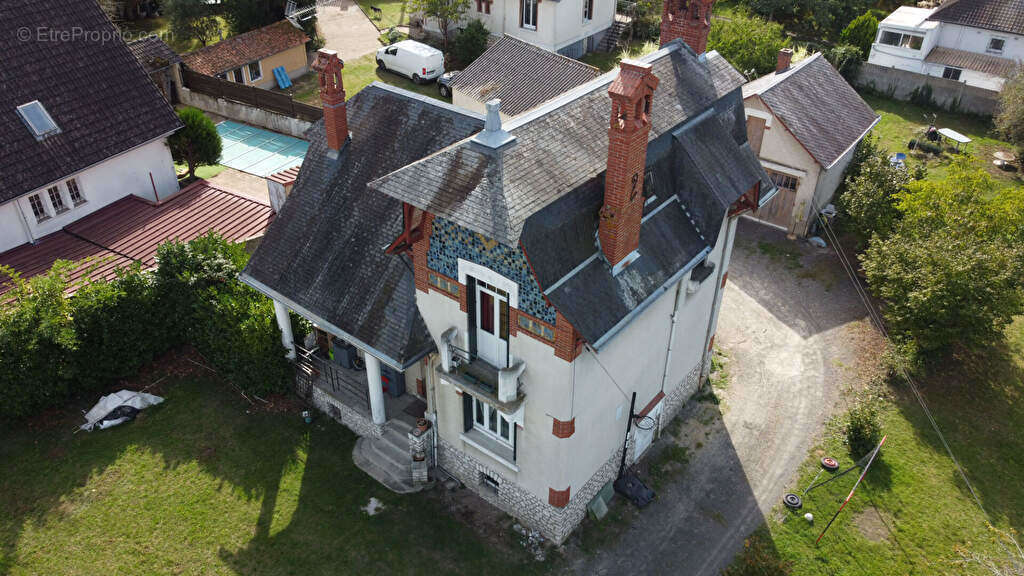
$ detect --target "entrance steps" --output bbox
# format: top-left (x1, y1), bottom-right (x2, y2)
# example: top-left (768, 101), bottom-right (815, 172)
top-left (352, 419), bottom-right (423, 494)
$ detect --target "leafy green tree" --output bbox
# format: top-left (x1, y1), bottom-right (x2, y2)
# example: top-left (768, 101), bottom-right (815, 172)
top-left (452, 19), bottom-right (489, 68)
top-left (825, 43), bottom-right (864, 83)
top-left (839, 152), bottom-right (912, 242)
top-left (168, 107), bottom-right (222, 180)
top-left (995, 69), bottom-right (1024, 157)
top-left (222, 0), bottom-right (286, 35)
top-left (707, 10), bottom-right (789, 77)
top-left (167, 0), bottom-right (222, 46)
top-left (861, 160), bottom-right (1024, 356)
top-left (408, 0), bottom-right (470, 52)
top-left (840, 12), bottom-right (878, 57)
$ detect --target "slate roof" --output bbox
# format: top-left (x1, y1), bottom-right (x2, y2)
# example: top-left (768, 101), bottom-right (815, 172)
top-left (925, 45), bottom-right (1020, 77)
top-left (241, 84), bottom-right (484, 370)
top-left (451, 35), bottom-right (600, 116)
top-left (0, 0), bottom-right (182, 204)
top-left (0, 181), bottom-right (274, 296)
top-left (929, 0), bottom-right (1024, 36)
top-left (743, 54), bottom-right (879, 169)
top-left (128, 36), bottom-right (183, 74)
top-left (369, 41), bottom-right (753, 247)
top-left (182, 20), bottom-right (309, 76)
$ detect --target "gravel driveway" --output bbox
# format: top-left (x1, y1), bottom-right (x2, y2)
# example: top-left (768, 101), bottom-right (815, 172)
top-left (316, 0), bottom-right (384, 61)
top-left (573, 219), bottom-right (883, 575)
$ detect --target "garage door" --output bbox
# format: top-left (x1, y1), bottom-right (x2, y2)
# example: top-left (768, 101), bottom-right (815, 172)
top-left (752, 170), bottom-right (798, 231)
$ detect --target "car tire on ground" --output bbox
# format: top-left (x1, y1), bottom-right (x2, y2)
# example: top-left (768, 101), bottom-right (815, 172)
top-left (412, 73), bottom-right (422, 84)
top-left (376, 59), bottom-right (386, 71)
top-left (439, 84), bottom-right (450, 97)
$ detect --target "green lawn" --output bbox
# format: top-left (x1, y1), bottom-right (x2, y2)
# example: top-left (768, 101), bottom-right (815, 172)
top-left (581, 40), bottom-right (660, 73)
top-left (862, 93), bottom-right (1023, 190)
top-left (726, 321), bottom-right (1024, 576)
top-left (354, 0), bottom-right (409, 31)
top-left (118, 16), bottom-right (228, 54)
top-left (175, 162), bottom-right (227, 180)
top-left (0, 376), bottom-right (548, 575)
top-left (285, 52), bottom-right (445, 106)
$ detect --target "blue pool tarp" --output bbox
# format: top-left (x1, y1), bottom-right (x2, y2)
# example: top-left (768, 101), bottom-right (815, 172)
top-left (216, 121), bottom-right (308, 177)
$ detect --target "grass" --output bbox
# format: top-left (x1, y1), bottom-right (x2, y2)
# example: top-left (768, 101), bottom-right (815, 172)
top-left (0, 377), bottom-right (548, 575)
top-left (581, 40), bottom-right (660, 73)
top-left (285, 52), bottom-right (445, 106)
top-left (355, 0), bottom-right (409, 30)
top-left (175, 163), bottom-right (227, 180)
top-left (725, 322), bottom-right (1024, 575)
top-left (118, 16), bottom-right (229, 54)
top-left (862, 92), bottom-right (1023, 191)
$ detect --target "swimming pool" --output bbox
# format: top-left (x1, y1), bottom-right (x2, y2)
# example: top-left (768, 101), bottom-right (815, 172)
top-left (216, 121), bottom-right (309, 177)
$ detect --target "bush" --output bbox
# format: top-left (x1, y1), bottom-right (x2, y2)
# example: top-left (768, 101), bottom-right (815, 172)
top-left (839, 12), bottom-right (878, 57)
top-left (838, 136), bottom-right (915, 243)
top-left (845, 401), bottom-right (882, 459)
top-left (995, 69), bottom-right (1024, 157)
top-left (168, 107), bottom-right (222, 180)
top-left (825, 43), bottom-right (863, 83)
top-left (452, 19), bottom-right (489, 68)
top-left (707, 10), bottom-right (789, 77)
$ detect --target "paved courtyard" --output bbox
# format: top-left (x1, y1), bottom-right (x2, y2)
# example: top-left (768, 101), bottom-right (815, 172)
top-left (316, 0), bottom-right (384, 61)
top-left (573, 219), bottom-right (884, 575)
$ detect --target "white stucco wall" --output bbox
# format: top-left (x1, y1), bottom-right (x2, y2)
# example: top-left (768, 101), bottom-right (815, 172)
top-left (0, 204), bottom-right (31, 253)
top-left (0, 136), bottom-right (178, 253)
top-left (936, 23), bottom-right (1024, 62)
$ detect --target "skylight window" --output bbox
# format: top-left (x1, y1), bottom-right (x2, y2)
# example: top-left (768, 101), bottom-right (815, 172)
top-left (16, 101), bottom-right (60, 140)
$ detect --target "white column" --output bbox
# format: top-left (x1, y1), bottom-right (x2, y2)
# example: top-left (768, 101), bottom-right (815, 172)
top-left (364, 354), bottom-right (387, 425)
top-left (273, 300), bottom-right (296, 360)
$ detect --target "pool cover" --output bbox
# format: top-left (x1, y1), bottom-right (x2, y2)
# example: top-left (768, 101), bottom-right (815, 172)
top-left (217, 121), bottom-right (309, 177)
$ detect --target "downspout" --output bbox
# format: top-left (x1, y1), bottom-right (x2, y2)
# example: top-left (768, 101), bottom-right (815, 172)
top-left (659, 279), bottom-right (685, 393)
top-left (427, 353), bottom-right (440, 471)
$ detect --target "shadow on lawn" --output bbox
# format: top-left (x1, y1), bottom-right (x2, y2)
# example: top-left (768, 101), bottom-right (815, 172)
top-left (892, 343), bottom-right (1024, 537)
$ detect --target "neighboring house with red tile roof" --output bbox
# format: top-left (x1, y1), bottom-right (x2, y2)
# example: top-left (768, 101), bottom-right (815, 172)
top-left (182, 20), bottom-right (310, 89)
top-left (867, 0), bottom-right (1023, 94)
top-left (0, 0), bottom-right (182, 256)
top-left (742, 52), bottom-right (879, 237)
top-left (0, 181), bottom-right (275, 296)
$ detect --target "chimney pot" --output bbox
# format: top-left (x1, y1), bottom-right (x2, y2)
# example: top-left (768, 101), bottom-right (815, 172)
top-left (660, 0), bottom-right (716, 53)
top-left (312, 48), bottom-right (348, 151)
top-left (776, 48), bottom-right (794, 73)
top-left (473, 99), bottom-right (515, 148)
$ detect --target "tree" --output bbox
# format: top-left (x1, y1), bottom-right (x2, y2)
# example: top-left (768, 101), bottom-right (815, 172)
top-left (451, 19), bottom-right (489, 68)
top-left (707, 10), bottom-right (789, 77)
top-left (840, 12), bottom-right (878, 57)
top-left (408, 0), bottom-right (470, 53)
top-left (861, 160), bottom-right (1024, 356)
top-left (825, 43), bottom-right (864, 83)
top-left (168, 107), bottom-right (222, 180)
top-left (839, 151), bottom-right (912, 242)
top-left (222, 0), bottom-right (286, 35)
top-left (995, 69), bottom-right (1024, 157)
top-left (167, 0), bottom-right (222, 46)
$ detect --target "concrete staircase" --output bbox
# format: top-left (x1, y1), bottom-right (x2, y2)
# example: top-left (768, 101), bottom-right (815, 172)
top-left (352, 418), bottom-right (423, 494)
top-left (596, 16), bottom-right (631, 53)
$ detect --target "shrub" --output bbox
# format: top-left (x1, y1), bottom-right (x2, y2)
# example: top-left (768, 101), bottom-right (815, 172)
top-left (845, 401), bottom-right (881, 459)
top-left (995, 69), bottom-right (1024, 157)
top-left (839, 12), bottom-right (878, 57)
top-left (825, 43), bottom-right (863, 83)
top-left (838, 137), bottom-right (915, 243)
top-left (452, 19), bottom-right (489, 68)
top-left (168, 107), bottom-right (222, 180)
top-left (707, 9), bottom-right (789, 77)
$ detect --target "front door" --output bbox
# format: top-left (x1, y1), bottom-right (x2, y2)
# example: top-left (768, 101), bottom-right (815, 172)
top-left (474, 280), bottom-right (509, 368)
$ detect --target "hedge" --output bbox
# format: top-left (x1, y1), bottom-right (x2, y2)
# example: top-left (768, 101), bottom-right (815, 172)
top-left (0, 233), bottom-right (290, 420)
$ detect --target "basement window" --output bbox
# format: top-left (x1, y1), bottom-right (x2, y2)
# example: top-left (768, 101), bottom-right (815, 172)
top-left (942, 67), bottom-right (962, 81)
top-left (17, 101), bottom-right (60, 140)
top-left (480, 472), bottom-right (500, 494)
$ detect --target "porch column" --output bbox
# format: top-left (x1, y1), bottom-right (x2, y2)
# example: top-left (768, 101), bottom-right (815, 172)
top-left (364, 354), bottom-right (387, 425)
top-left (273, 300), bottom-right (296, 360)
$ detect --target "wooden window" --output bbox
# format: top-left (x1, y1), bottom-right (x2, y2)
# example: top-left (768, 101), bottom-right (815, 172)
top-left (66, 178), bottom-right (85, 206)
top-left (767, 170), bottom-right (799, 192)
top-left (517, 315), bottom-right (555, 341)
top-left (47, 185), bottom-right (66, 214)
top-left (521, 0), bottom-right (537, 29)
top-left (232, 68), bottom-right (244, 83)
top-left (942, 67), bottom-right (962, 81)
top-left (473, 397), bottom-right (515, 448)
top-left (28, 193), bottom-right (47, 222)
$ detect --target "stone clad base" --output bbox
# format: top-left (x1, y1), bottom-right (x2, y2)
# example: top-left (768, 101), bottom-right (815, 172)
top-left (660, 363), bottom-right (703, 434)
top-left (296, 377), bottom-right (384, 439)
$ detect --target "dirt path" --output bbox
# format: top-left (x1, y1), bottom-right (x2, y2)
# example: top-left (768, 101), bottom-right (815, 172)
top-left (572, 220), bottom-right (883, 575)
top-left (316, 0), bottom-right (385, 62)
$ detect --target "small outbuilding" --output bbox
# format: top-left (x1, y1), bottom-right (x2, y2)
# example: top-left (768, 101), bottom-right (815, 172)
top-left (182, 20), bottom-right (310, 89)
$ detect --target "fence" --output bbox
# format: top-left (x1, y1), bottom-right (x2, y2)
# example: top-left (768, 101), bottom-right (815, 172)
top-left (182, 68), bottom-right (323, 123)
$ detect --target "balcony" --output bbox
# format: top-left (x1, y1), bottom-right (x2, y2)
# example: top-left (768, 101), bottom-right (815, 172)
top-left (438, 327), bottom-right (525, 415)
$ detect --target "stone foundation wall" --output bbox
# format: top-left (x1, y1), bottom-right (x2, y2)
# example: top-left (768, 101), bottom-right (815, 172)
top-left (296, 376), bottom-right (383, 439)
top-left (660, 362), bottom-right (703, 434)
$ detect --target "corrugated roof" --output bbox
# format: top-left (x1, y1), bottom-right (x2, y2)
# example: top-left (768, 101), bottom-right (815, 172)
top-left (929, 0), bottom-right (1024, 35)
top-left (0, 0), bottom-right (182, 203)
top-left (743, 54), bottom-right (880, 168)
top-left (0, 181), bottom-right (274, 295)
top-left (128, 36), bottom-right (183, 74)
top-left (451, 35), bottom-right (600, 116)
top-left (182, 20), bottom-right (309, 76)
top-left (925, 45), bottom-right (1020, 77)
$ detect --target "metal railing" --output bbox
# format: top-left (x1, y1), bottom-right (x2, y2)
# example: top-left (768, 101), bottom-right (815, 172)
top-left (294, 345), bottom-right (370, 410)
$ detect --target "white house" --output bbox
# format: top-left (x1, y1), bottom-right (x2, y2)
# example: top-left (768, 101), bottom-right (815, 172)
top-left (867, 0), bottom-right (1023, 93)
top-left (0, 0), bottom-right (182, 255)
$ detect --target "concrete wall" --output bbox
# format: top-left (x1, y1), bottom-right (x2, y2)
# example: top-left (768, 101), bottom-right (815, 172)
top-left (179, 86), bottom-right (314, 138)
top-left (0, 137), bottom-right (179, 253)
top-left (856, 62), bottom-right (1000, 115)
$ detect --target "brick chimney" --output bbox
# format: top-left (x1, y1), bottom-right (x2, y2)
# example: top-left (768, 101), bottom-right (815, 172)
top-left (311, 49), bottom-right (348, 151)
top-left (600, 60), bottom-right (659, 271)
top-left (776, 48), bottom-right (794, 73)
top-left (660, 0), bottom-right (715, 53)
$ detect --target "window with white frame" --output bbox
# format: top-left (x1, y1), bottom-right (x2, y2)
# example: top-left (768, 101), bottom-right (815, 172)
top-left (521, 0), bottom-right (537, 29)
top-left (583, 0), bottom-right (593, 21)
top-left (47, 185), bottom-right (67, 214)
top-left (247, 61), bottom-right (262, 82)
top-left (232, 67), bottom-right (244, 83)
top-left (473, 396), bottom-right (515, 448)
top-left (28, 194), bottom-right (48, 222)
top-left (66, 178), bottom-right (85, 206)
top-left (942, 67), bottom-right (962, 81)
top-left (879, 30), bottom-right (923, 50)
top-left (987, 38), bottom-right (1005, 54)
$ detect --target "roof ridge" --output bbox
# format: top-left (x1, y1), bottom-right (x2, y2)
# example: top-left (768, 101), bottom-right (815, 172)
top-left (752, 52), bottom-right (823, 96)
top-left (366, 82), bottom-right (487, 120)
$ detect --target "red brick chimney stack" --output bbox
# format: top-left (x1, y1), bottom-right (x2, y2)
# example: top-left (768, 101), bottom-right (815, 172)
top-left (660, 0), bottom-right (716, 54)
top-left (776, 48), bottom-right (794, 73)
top-left (312, 49), bottom-right (348, 151)
top-left (600, 59), bottom-right (659, 271)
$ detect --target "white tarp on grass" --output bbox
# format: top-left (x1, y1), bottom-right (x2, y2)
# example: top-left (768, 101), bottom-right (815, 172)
top-left (80, 390), bottom-right (164, 432)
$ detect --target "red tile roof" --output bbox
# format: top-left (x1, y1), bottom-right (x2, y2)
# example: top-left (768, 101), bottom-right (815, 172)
top-left (0, 181), bottom-right (275, 296)
top-left (182, 20), bottom-right (310, 76)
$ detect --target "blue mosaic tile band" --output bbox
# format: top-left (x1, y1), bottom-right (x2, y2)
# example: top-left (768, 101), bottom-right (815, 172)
top-left (428, 217), bottom-right (557, 324)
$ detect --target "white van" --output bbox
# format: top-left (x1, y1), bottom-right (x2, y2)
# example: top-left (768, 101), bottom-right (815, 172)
top-left (376, 40), bottom-right (445, 84)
